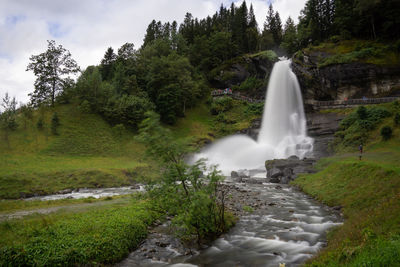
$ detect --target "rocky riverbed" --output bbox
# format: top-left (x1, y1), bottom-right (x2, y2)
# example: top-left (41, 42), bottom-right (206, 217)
top-left (117, 112), bottom-right (344, 267)
top-left (117, 176), bottom-right (343, 267)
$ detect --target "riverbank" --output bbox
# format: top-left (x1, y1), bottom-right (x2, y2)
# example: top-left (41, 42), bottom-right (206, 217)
top-left (293, 105), bottom-right (400, 266)
top-left (118, 178), bottom-right (342, 266)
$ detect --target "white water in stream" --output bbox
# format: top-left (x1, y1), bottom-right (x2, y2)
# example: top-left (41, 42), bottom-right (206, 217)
top-left (193, 59), bottom-right (313, 174)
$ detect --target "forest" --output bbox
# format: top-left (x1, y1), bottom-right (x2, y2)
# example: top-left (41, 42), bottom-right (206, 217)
top-left (3, 0), bottom-right (399, 131)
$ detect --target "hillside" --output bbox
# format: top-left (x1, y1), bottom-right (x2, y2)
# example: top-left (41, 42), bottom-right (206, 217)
top-left (0, 97), bottom-right (261, 199)
top-left (293, 102), bottom-right (400, 266)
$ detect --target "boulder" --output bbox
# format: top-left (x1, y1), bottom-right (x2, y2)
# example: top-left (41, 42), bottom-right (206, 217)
top-left (269, 177), bottom-right (280, 183)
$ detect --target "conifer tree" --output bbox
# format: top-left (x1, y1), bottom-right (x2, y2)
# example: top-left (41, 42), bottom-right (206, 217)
top-left (100, 47), bottom-right (117, 81)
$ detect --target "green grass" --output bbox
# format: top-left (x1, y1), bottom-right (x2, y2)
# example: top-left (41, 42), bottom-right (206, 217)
top-left (0, 196), bottom-right (161, 266)
top-left (0, 104), bottom-right (158, 199)
top-left (170, 100), bottom-right (262, 148)
top-left (249, 50), bottom-right (278, 61)
top-left (292, 106), bottom-right (400, 266)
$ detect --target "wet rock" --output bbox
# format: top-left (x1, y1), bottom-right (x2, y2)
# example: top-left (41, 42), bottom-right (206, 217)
top-left (130, 184), bottom-right (141, 190)
top-left (280, 176), bottom-right (290, 184)
top-left (269, 177), bottom-right (280, 183)
top-left (231, 171), bottom-right (239, 178)
top-left (242, 178), bottom-right (265, 184)
top-left (155, 241), bottom-right (169, 248)
top-left (265, 157), bottom-right (316, 184)
top-left (270, 168), bottom-right (283, 178)
top-left (57, 189), bottom-right (73, 194)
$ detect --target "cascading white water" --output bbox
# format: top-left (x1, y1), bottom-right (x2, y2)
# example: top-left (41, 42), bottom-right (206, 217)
top-left (193, 59), bottom-right (313, 174)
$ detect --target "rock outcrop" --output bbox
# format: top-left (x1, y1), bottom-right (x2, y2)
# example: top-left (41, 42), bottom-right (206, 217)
top-left (211, 54), bottom-right (277, 99)
top-left (265, 156), bottom-right (316, 184)
top-left (292, 50), bottom-right (400, 101)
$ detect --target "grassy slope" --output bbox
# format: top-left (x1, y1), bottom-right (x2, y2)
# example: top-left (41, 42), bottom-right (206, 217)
top-left (0, 104), bottom-right (156, 199)
top-left (298, 40), bottom-right (400, 68)
top-left (293, 106), bottom-right (400, 266)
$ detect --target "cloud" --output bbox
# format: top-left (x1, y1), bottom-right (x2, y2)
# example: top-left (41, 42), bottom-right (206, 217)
top-left (0, 0), bottom-right (306, 104)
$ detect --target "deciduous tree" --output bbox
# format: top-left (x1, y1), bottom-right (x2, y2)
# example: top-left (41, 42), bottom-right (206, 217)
top-left (26, 40), bottom-right (80, 106)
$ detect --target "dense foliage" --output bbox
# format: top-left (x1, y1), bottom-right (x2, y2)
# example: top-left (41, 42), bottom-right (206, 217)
top-left (137, 112), bottom-right (235, 242)
top-left (297, 0), bottom-right (400, 46)
top-left (334, 104), bottom-right (395, 150)
top-left (26, 40), bottom-right (80, 106)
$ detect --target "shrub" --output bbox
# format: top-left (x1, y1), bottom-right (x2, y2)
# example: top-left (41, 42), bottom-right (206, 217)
top-left (102, 95), bottom-right (155, 129)
top-left (394, 113), bottom-right (400, 126)
top-left (381, 126), bottom-right (393, 141)
top-left (245, 102), bottom-right (264, 116)
top-left (51, 112), bottom-right (60, 135)
top-left (210, 97), bottom-right (234, 115)
top-left (239, 76), bottom-right (264, 92)
top-left (36, 117), bottom-right (44, 130)
top-left (357, 106), bottom-right (368, 120)
top-left (79, 100), bottom-right (91, 113)
top-left (112, 123), bottom-right (125, 138)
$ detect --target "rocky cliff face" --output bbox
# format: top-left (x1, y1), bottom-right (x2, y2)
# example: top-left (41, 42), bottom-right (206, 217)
top-left (210, 54), bottom-right (277, 99)
top-left (292, 51), bottom-right (400, 101)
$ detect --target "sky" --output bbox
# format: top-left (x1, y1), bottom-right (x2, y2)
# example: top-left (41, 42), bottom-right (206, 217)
top-left (0, 0), bottom-right (306, 105)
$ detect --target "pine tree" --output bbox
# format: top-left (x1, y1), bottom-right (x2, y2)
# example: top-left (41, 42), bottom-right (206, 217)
top-left (281, 17), bottom-right (298, 55)
top-left (100, 47), bottom-right (116, 81)
top-left (273, 12), bottom-right (283, 45)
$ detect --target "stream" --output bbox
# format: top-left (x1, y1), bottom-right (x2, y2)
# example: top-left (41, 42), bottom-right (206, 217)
top-left (118, 173), bottom-right (342, 267)
top-left (25, 186), bottom-right (145, 201)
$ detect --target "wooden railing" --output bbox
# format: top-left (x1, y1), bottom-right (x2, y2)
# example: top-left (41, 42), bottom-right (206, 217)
top-left (306, 97), bottom-right (399, 109)
top-left (211, 90), bottom-right (263, 103)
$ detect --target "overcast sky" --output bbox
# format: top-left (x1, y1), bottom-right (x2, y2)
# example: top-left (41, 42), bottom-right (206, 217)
top-left (0, 0), bottom-right (306, 104)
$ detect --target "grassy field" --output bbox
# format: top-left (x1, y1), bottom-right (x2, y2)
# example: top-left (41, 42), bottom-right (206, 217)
top-left (0, 195), bottom-right (161, 266)
top-left (0, 104), bottom-right (159, 199)
top-left (293, 104), bottom-right (400, 266)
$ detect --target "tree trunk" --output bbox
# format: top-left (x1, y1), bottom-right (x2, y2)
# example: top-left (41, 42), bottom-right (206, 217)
top-left (371, 15), bottom-right (376, 40)
top-left (52, 80), bottom-right (56, 106)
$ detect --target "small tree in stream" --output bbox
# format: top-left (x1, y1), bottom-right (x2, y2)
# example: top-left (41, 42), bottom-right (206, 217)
top-left (137, 112), bottom-right (234, 242)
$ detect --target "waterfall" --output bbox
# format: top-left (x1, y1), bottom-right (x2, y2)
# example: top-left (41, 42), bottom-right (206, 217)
top-left (193, 59), bottom-right (313, 174)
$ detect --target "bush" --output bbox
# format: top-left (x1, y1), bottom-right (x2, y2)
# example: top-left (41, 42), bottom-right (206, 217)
top-left (238, 76), bottom-right (264, 92)
top-left (36, 117), bottom-right (44, 130)
top-left (381, 126), bottom-right (393, 141)
top-left (102, 95), bottom-right (155, 129)
top-left (51, 112), bottom-right (60, 135)
top-left (357, 106), bottom-right (368, 120)
top-left (137, 112), bottom-right (235, 243)
top-left (245, 102), bottom-right (264, 116)
top-left (112, 123), bottom-right (125, 138)
top-left (394, 113), bottom-right (400, 126)
top-left (79, 100), bottom-right (91, 113)
top-left (336, 105), bottom-right (392, 150)
top-left (210, 97), bottom-right (234, 115)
